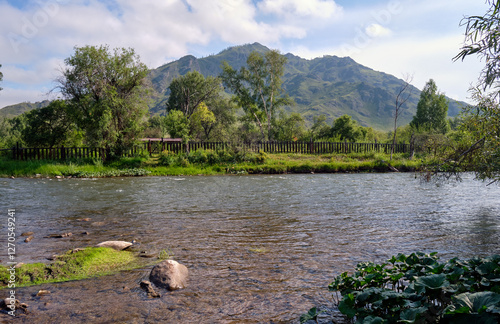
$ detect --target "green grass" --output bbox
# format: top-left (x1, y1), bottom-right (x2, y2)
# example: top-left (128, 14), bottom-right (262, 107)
top-left (0, 247), bottom-right (145, 288)
top-left (0, 152), bottom-right (427, 178)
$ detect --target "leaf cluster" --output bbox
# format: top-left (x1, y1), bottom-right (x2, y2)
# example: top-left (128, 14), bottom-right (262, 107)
top-left (308, 253), bottom-right (500, 323)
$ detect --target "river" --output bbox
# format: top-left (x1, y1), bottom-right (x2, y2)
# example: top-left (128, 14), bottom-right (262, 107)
top-left (0, 173), bottom-right (499, 323)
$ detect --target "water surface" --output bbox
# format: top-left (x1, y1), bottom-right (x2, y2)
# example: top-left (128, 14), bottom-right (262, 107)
top-left (0, 173), bottom-right (499, 323)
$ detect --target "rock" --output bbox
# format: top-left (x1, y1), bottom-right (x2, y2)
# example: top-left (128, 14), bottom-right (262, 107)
top-left (24, 236), bottom-right (33, 243)
top-left (45, 233), bottom-right (72, 238)
top-left (71, 248), bottom-right (84, 254)
top-left (96, 241), bottom-right (133, 251)
top-left (149, 260), bottom-right (188, 291)
top-left (55, 176), bottom-right (63, 179)
top-left (36, 290), bottom-right (50, 297)
top-left (91, 222), bottom-right (106, 226)
top-left (140, 280), bottom-right (161, 298)
top-left (77, 218), bottom-right (91, 222)
top-left (21, 232), bottom-right (34, 237)
top-left (14, 263), bottom-right (25, 268)
top-left (82, 231), bottom-right (90, 235)
top-left (139, 251), bottom-right (156, 258)
top-left (0, 298), bottom-right (28, 314)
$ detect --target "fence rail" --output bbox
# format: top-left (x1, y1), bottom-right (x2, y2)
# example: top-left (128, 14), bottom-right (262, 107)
top-left (3, 141), bottom-right (414, 161)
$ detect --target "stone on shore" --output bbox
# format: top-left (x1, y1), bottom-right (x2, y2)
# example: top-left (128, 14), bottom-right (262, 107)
top-left (95, 241), bottom-right (133, 251)
top-left (149, 260), bottom-right (188, 291)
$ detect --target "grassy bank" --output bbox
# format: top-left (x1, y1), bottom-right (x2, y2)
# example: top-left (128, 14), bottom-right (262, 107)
top-left (0, 151), bottom-right (427, 178)
top-left (0, 247), bottom-right (146, 288)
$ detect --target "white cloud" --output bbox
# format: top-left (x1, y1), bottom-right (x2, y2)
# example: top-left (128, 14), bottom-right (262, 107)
top-left (365, 23), bottom-right (391, 38)
top-left (258, 0), bottom-right (341, 19)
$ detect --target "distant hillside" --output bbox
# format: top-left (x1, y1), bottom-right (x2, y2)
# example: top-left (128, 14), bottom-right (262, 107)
top-left (0, 100), bottom-right (50, 119)
top-left (148, 43), bottom-right (466, 130)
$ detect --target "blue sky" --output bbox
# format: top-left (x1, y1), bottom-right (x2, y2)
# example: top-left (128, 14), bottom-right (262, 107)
top-left (0, 0), bottom-right (488, 109)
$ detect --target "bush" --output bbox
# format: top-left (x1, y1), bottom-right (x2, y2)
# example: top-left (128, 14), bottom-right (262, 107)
top-left (158, 150), bottom-right (177, 166)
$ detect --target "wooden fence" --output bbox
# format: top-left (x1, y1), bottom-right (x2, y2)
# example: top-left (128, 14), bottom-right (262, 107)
top-left (3, 143), bottom-right (145, 161)
top-left (3, 141), bottom-right (413, 161)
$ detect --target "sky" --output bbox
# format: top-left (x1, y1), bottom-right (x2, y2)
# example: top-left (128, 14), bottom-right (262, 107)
top-left (0, 0), bottom-right (489, 109)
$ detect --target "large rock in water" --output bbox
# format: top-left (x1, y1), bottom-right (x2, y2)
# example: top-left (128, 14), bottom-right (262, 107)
top-left (149, 260), bottom-right (188, 291)
top-left (95, 241), bottom-right (133, 251)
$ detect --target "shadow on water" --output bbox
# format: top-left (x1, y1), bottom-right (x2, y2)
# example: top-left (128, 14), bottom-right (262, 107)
top-left (0, 173), bottom-right (499, 323)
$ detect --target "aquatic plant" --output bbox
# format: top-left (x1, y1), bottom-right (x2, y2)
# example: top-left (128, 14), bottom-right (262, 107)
top-left (302, 252), bottom-right (500, 323)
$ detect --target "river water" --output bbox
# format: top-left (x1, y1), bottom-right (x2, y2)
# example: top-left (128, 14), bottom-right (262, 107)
top-left (0, 173), bottom-right (499, 323)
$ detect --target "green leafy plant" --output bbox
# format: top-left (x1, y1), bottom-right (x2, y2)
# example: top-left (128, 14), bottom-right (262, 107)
top-left (303, 253), bottom-right (500, 323)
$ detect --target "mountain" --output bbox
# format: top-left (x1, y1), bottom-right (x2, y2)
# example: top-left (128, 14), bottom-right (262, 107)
top-left (148, 42), bottom-right (465, 131)
top-left (1, 43), bottom-right (466, 131)
top-left (0, 100), bottom-right (50, 119)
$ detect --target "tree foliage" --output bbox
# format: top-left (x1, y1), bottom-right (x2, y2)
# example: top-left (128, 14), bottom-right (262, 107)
top-left (443, 0), bottom-right (500, 183)
top-left (190, 102), bottom-right (216, 141)
top-left (21, 100), bottom-right (76, 148)
top-left (166, 71), bottom-right (223, 119)
top-left (221, 50), bottom-right (291, 141)
top-left (0, 64), bottom-right (3, 92)
top-left (455, 0), bottom-right (500, 93)
top-left (164, 110), bottom-right (190, 140)
top-left (332, 115), bottom-right (367, 142)
top-left (410, 79), bottom-right (449, 134)
top-left (271, 111), bottom-right (305, 141)
top-left (56, 45), bottom-right (150, 156)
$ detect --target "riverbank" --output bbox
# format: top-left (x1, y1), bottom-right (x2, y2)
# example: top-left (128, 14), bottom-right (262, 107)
top-left (0, 152), bottom-right (426, 178)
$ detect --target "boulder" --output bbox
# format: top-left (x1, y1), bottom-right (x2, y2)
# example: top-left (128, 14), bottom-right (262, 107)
top-left (95, 241), bottom-right (133, 251)
top-left (149, 260), bottom-right (188, 291)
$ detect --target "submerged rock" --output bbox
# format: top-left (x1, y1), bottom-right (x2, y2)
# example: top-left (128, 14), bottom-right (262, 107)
top-left (45, 233), bottom-right (72, 238)
top-left (0, 298), bottom-right (28, 314)
top-left (36, 290), bottom-right (51, 297)
top-left (140, 280), bottom-right (161, 298)
top-left (21, 232), bottom-right (34, 237)
top-left (96, 241), bottom-right (133, 251)
top-left (24, 236), bottom-right (33, 243)
top-left (149, 260), bottom-right (188, 291)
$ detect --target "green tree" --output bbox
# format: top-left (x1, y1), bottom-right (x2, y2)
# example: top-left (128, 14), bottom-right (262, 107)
top-left (164, 110), bottom-right (190, 140)
top-left (0, 64), bottom-right (3, 92)
top-left (143, 115), bottom-right (168, 138)
top-left (307, 115), bottom-right (331, 141)
top-left (410, 79), bottom-right (449, 134)
top-left (332, 115), bottom-right (366, 142)
top-left (204, 96), bottom-right (237, 141)
top-left (272, 111), bottom-right (306, 141)
top-left (21, 100), bottom-right (76, 148)
top-left (166, 71), bottom-right (222, 119)
top-left (190, 102), bottom-right (216, 140)
top-left (221, 50), bottom-right (291, 140)
top-left (56, 45), bottom-right (150, 157)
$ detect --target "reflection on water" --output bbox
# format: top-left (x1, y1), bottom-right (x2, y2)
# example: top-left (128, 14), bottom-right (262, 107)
top-left (0, 173), bottom-right (499, 323)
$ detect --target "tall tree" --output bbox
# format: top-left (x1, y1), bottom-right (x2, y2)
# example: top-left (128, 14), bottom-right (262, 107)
top-left (221, 50), bottom-right (291, 141)
top-left (166, 71), bottom-right (222, 119)
top-left (56, 45), bottom-right (150, 156)
top-left (391, 74), bottom-right (413, 160)
top-left (410, 79), bottom-right (449, 134)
